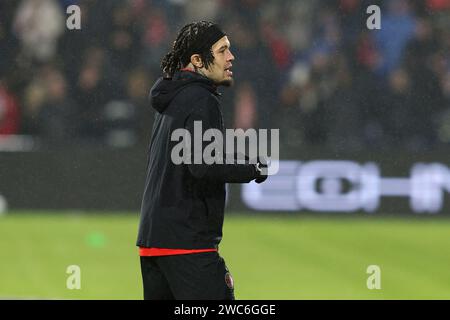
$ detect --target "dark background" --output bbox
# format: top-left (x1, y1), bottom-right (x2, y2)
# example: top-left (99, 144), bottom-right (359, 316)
top-left (1, 0), bottom-right (450, 214)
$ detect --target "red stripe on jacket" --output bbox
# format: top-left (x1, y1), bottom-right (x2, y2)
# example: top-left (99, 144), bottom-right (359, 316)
top-left (139, 247), bottom-right (217, 257)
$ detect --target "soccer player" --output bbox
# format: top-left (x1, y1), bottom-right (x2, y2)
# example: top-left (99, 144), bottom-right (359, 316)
top-left (136, 21), bottom-right (268, 300)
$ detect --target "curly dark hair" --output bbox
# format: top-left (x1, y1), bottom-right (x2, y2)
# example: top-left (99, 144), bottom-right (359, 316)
top-left (161, 21), bottom-right (216, 78)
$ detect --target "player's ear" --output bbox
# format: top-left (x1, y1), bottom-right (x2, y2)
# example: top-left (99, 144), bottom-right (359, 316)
top-left (190, 54), bottom-right (203, 68)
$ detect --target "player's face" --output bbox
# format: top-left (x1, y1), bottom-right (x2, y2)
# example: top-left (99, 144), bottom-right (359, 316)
top-left (204, 36), bottom-right (235, 87)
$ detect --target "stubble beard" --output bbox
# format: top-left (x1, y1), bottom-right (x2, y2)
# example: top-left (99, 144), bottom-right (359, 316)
top-left (216, 78), bottom-right (234, 87)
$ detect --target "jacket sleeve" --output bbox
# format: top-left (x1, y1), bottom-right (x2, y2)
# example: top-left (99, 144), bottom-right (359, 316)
top-left (184, 97), bottom-right (257, 183)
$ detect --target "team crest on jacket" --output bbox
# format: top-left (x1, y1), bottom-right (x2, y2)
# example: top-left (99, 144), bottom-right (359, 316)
top-left (225, 272), bottom-right (234, 289)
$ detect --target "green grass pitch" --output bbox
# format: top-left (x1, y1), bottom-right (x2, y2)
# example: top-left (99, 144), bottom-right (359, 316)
top-left (1, 211), bottom-right (450, 299)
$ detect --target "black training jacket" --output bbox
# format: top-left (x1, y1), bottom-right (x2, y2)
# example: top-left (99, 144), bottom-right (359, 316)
top-left (136, 70), bottom-right (258, 249)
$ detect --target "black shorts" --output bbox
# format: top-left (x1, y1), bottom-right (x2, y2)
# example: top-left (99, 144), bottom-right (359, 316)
top-left (140, 251), bottom-right (235, 300)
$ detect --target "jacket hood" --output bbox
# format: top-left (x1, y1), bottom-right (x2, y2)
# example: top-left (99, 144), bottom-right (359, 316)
top-left (149, 70), bottom-right (218, 113)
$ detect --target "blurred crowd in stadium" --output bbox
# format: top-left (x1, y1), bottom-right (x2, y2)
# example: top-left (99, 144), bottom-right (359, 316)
top-left (0, 0), bottom-right (449, 153)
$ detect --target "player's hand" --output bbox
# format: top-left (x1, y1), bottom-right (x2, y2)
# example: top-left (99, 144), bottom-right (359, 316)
top-left (254, 156), bottom-right (268, 184)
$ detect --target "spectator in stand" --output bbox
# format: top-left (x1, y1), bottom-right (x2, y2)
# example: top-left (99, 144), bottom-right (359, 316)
top-left (225, 17), bottom-right (278, 129)
top-left (0, 78), bottom-right (20, 136)
top-left (73, 47), bottom-right (110, 140)
top-left (0, 0), bottom-right (448, 153)
top-left (140, 6), bottom-right (170, 73)
top-left (13, 0), bottom-right (65, 63)
top-left (35, 67), bottom-right (79, 145)
top-left (373, 0), bottom-right (416, 75)
top-left (109, 3), bottom-right (142, 73)
top-left (125, 68), bottom-right (154, 143)
top-left (427, 0), bottom-right (450, 11)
